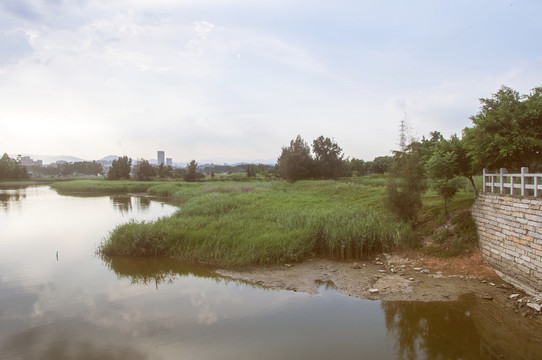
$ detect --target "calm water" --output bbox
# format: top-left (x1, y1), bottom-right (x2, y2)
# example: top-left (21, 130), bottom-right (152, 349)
top-left (1, 185), bottom-right (541, 359)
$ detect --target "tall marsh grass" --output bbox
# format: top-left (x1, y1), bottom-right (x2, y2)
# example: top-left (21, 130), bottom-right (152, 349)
top-left (99, 180), bottom-right (416, 267)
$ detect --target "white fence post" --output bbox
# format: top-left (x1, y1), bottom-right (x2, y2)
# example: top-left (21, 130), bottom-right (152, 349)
top-left (483, 168), bottom-right (487, 193)
top-left (535, 175), bottom-right (540, 197)
top-left (521, 167), bottom-right (529, 196)
top-left (500, 168), bottom-right (507, 194)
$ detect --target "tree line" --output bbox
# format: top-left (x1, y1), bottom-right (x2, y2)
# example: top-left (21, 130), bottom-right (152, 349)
top-left (386, 85), bottom-right (542, 220)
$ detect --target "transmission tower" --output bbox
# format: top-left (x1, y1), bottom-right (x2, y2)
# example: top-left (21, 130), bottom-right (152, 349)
top-left (399, 112), bottom-right (408, 151)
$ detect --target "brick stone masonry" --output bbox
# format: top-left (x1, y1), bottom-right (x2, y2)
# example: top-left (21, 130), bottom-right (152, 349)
top-left (472, 193), bottom-right (542, 297)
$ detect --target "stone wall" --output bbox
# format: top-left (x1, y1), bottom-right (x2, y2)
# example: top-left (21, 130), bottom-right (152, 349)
top-left (472, 193), bottom-right (542, 297)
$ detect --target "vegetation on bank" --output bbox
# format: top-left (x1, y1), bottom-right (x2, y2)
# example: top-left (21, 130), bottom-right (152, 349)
top-left (51, 180), bottom-right (161, 194)
top-left (97, 180), bottom-right (416, 267)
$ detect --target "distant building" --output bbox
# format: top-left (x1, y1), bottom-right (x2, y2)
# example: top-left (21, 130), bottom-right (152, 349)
top-left (20, 156), bottom-right (43, 167)
top-left (166, 158), bottom-right (172, 166)
top-left (157, 151), bottom-right (165, 166)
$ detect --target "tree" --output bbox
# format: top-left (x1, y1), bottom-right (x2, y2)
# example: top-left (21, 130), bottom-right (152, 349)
top-left (347, 158), bottom-right (367, 177)
top-left (107, 156), bottom-right (132, 180)
top-left (385, 143), bottom-right (426, 222)
top-left (0, 153), bottom-right (29, 180)
top-left (184, 160), bottom-right (199, 182)
top-left (424, 151), bottom-right (462, 215)
top-left (277, 135), bottom-right (314, 181)
top-left (369, 156), bottom-right (393, 174)
top-left (312, 136), bottom-right (346, 179)
top-left (157, 163), bottom-right (173, 179)
top-left (463, 85), bottom-right (542, 172)
top-left (246, 164), bottom-right (257, 177)
top-left (134, 159), bottom-right (155, 181)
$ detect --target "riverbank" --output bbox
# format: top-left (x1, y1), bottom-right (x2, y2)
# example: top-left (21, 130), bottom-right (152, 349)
top-left (217, 250), bottom-right (542, 320)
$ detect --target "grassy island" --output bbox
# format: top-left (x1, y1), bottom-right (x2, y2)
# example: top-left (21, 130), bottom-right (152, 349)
top-left (52, 178), bottom-right (477, 267)
top-left (69, 180), bottom-right (413, 267)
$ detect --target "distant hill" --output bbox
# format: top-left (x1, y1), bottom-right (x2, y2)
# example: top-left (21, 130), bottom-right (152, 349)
top-left (98, 155), bottom-right (119, 162)
top-left (17, 154), bottom-right (87, 165)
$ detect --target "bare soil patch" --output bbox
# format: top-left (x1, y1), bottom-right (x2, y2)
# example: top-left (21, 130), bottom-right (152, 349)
top-left (217, 249), bottom-right (541, 322)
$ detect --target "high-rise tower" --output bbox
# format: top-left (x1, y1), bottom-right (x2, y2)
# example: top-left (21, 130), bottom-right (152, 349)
top-left (157, 151), bottom-right (165, 165)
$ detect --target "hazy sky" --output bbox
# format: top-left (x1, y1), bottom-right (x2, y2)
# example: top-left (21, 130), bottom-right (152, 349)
top-left (1, 0), bottom-right (541, 163)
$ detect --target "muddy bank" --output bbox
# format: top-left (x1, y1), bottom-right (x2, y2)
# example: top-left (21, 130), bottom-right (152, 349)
top-left (217, 250), bottom-right (541, 320)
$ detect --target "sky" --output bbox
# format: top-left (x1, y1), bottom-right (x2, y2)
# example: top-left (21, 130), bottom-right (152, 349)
top-left (1, 0), bottom-right (541, 164)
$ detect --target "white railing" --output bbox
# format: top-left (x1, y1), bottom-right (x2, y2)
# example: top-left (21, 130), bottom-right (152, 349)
top-left (483, 168), bottom-right (542, 197)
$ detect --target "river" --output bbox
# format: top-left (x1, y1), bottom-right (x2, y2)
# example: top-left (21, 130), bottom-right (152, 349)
top-left (0, 185), bottom-right (540, 359)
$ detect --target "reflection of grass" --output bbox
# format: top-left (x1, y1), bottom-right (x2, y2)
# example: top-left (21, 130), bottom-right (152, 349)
top-left (99, 180), bottom-right (416, 267)
top-left (102, 255), bottom-right (216, 287)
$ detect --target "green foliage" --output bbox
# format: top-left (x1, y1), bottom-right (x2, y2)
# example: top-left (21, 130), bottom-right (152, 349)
top-left (157, 163), bottom-right (173, 178)
top-left (51, 180), bottom-right (159, 193)
top-left (184, 160), bottom-right (199, 182)
top-left (312, 136), bottom-right (346, 179)
top-left (347, 158), bottom-right (367, 177)
top-left (246, 164), bottom-right (257, 177)
top-left (369, 156), bottom-right (393, 174)
top-left (277, 135), bottom-right (314, 181)
top-left (134, 159), bottom-right (156, 181)
top-left (99, 180), bottom-right (416, 266)
top-left (0, 153), bottom-right (29, 181)
top-left (385, 146), bottom-right (425, 221)
top-left (107, 156), bottom-right (132, 180)
top-left (425, 151), bottom-right (462, 214)
top-left (54, 161), bottom-right (103, 176)
top-left (463, 85), bottom-right (542, 172)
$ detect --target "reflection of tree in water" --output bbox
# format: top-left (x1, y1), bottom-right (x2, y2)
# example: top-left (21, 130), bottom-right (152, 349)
top-left (382, 298), bottom-right (481, 360)
top-left (0, 190), bottom-right (25, 211)
top-left (110, 196), bottom-right (132, 215)
top-left (133, 196), bottom-right (151, 211)
top-left (101, 256), bottom-right (217, 289)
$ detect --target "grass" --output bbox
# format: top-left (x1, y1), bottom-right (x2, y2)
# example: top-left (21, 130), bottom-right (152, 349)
top-left (55, 174), bottom-right (479, 266)
top-left (97, 180), bottom-right (416, 267)
top-left (51, 179), bottom-right (162, 194)
top-left (417, 192), bottom-right (479, 257)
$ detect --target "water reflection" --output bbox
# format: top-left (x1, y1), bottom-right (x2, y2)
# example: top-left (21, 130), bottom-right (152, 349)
top-left (0, 188), bottom-right (26, 212)
top-left (383, 295), bottom-right (542, 359)
top-left (102, 256), bottom-right (216, 289)
top-left (110, 196), bottom-right (132, 214)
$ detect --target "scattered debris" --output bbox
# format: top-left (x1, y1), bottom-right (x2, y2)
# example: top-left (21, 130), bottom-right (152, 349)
top-left (527, 303), bottom-right (541, 312)
top-left (509, 294), bottom-right (520, 299)
top-left (369, 289), bottom-right (379, 294)
top-left (482, 294), bottom-right (493, 300)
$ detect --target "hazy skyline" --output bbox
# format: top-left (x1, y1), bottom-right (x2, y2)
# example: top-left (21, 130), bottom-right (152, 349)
top-left (1, 0), bottom-right (541, 163)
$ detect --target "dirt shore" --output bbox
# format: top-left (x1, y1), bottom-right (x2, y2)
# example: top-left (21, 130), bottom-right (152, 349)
top-left (217, 250), bottom-right (541, 320)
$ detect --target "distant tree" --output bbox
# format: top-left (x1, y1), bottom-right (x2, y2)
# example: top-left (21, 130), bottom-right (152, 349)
top-left (0, 153), bottom-right (29, 180)
top-left (347, 158), bottom-right (367, 177)
top-left (107, 156), bottom-right (132, 180)
top-left (184, 160), bottom-right (199, 182)
top-left (463, 85), bottom-right (542, 172)
top-left (157, 163), bottom-right (173, 179)
top-left (134, 159), bottom-right (155, 181)
top-left (312, 136), bottom-right (346, 179)
top-left (370, 156), bottom-right (393, 174)
top-left (246, 164), bottom-right (257, 177)
top-left (277, 135), bottom-right (314, 181)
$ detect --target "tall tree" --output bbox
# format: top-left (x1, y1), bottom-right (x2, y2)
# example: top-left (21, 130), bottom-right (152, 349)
top-left (184, 160), bottom-right (199, 182)
top-left (107, 156), bottom-right (132, 180)
top-left (134, 159), bottom-right (155, 181)
top-left (277, 135), bottom-right (314, 181)
top-left (425, 150), bottom-right (462, 215)
top-left (463, 85), bottom-right (542, 172)
top-left (312, 136), bottom-right (345, 179)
